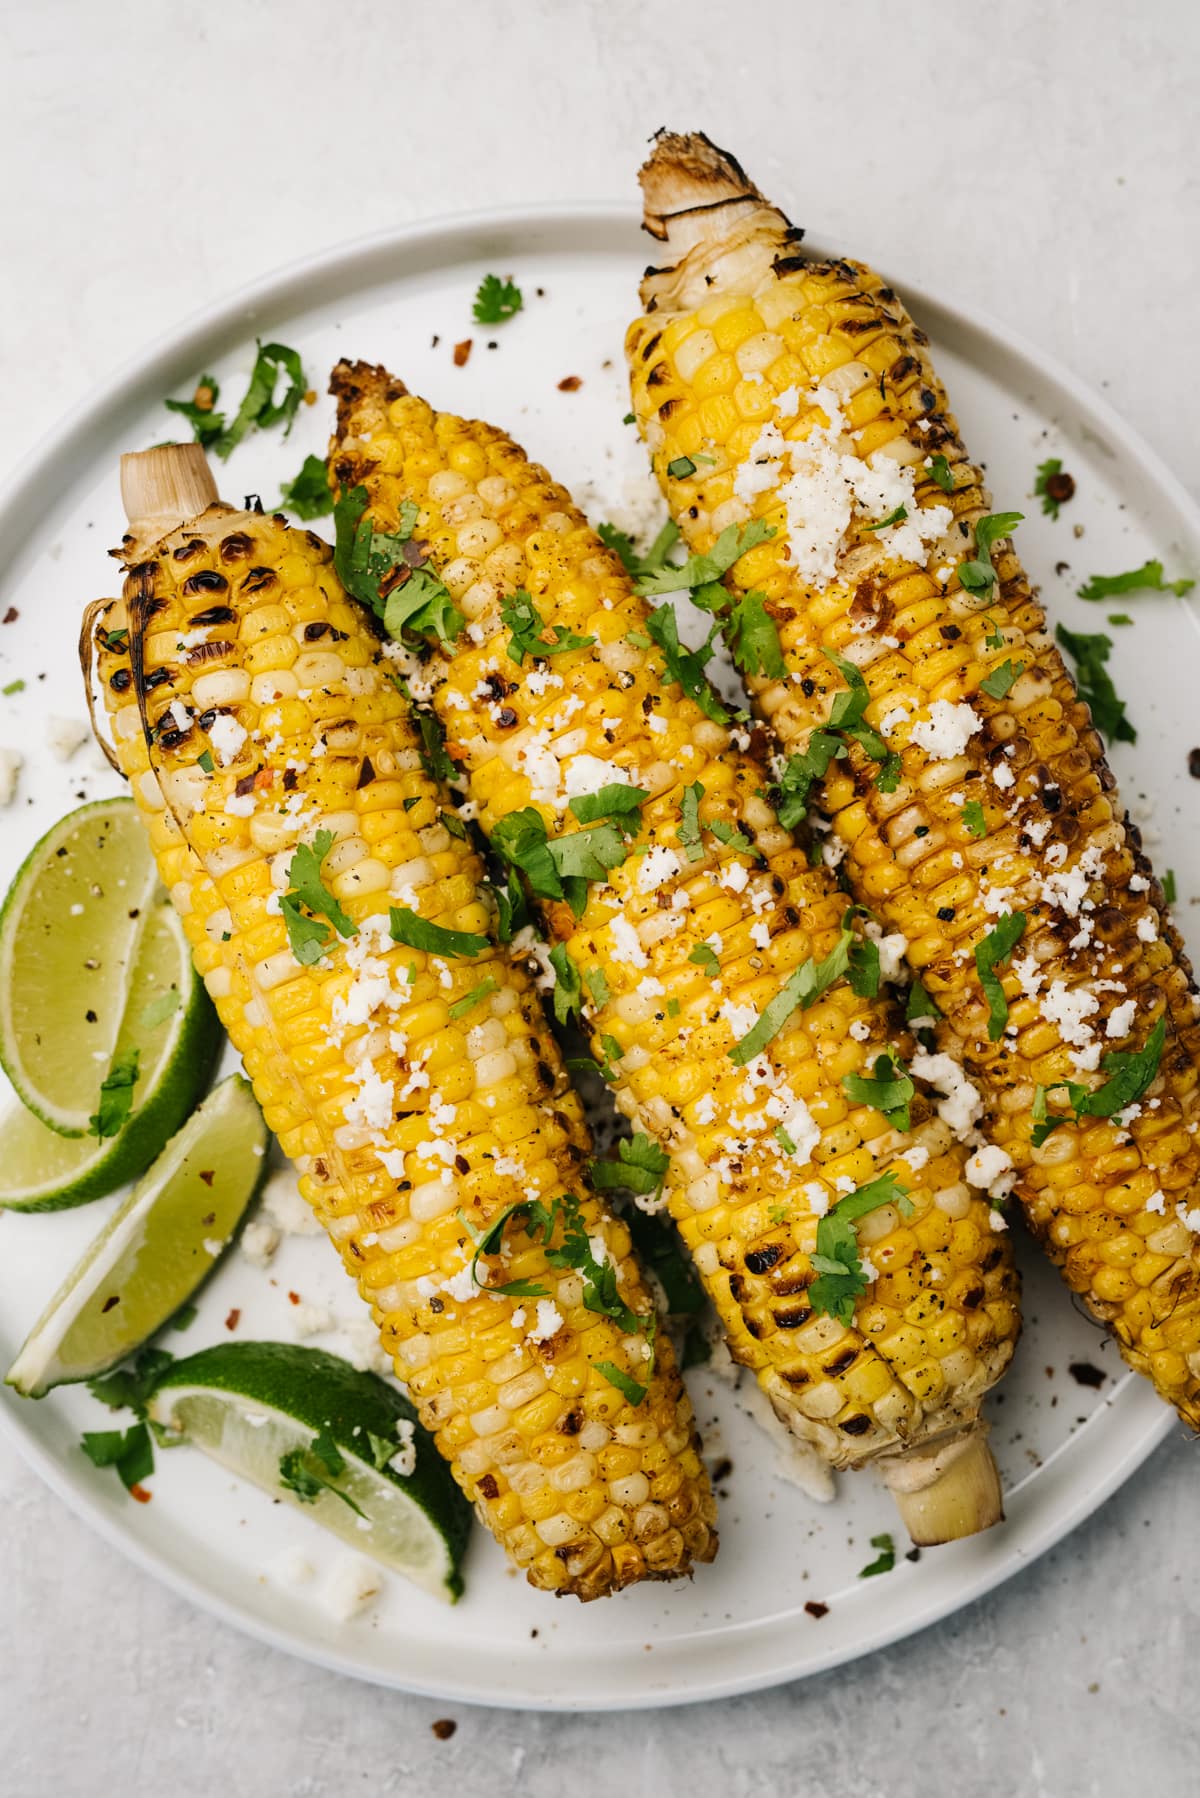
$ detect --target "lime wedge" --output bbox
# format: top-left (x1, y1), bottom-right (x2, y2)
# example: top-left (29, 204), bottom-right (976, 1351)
top-left (0, 890), bottom-right (223, 1210)
top-left (6, 1074), bottom-right (267, 1394)
top-left (146, 1343), bottom-right (470, 1603)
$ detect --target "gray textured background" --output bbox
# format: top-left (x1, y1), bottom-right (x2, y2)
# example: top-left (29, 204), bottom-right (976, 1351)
top-left (2, 2), bottom-right (1198, 1793)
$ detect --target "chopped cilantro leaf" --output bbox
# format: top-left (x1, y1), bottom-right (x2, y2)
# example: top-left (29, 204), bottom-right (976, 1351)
top-left (413, 706), bottom-right (460, 785)
top-left (905, 972), bottom-right (941, 1030)
top-left (844, 1052), bottom-right (914, 1132)
top-left (472, 274), bottom-right (523, 325)
top-left (278, 1445), bottom-right (366, 1517)
top-left (864, 505), bottom-right (907, 532)
top-left (547, 943), bottom-right (583, 1024)
top-left (1107, 613), bottom-right (1134, 627)
top-left (582, 963), bottom-right (610, 1008)
top-left (729, 923), bottom-right (856, 1066)
top-left (773, 1132), bottom-right (796, 1159)
top-left (214, 341), bottom-right (307, 460)
top-left (1034, 457), bottom-right (1071, 520)
top-left (281, 829), bottom-right (357, 966)
top-left (667, 456), bottom-right (697, 479)
top-left (809, 1172), bottom-right (910, 1325)
top-left (278, 454), bottom-right (333, 520)
top-left (500, 591), bottom-right (595, 665)
top-left (962, 799), bottom-right (988, 838)
top-left (590, 1133), bottom-right (669, 1203)
top-left (597, 518), bottom-right (681, 581)
top-left (1032, 1016), bottom-right (1166, 1146)
top-left (1055, 623), bottom-right (1136, 745)
top-left (448, 975), bottom-right (498, 1020)
top-left (975, 912), bottom-right (1027, 1041)
top-left (984, 616), bottom-right (1005, 651)
top-left (196, 749), bottom-right (214, 773)
top-left (958, 512), bottom-right (1024, 599)
top-left (847, 932), bottom-right (881, 1000)
top-left (859, 1533), bottom-right (896, 1578)
top-left (88, 1048), bottom-right (139, 1139)
top-left (688, 942), bottom-right (720, 979)
top-left (388, 908), bottom-right (488, 959)
top-left (679, 781), bottom-right (705, 861)
top-left (725, 590), bottom-right (786, 679)
top-left (635, 519), bottom-right (775, 598)
top-left (2, 678), bottom-right (25, 696)
top-left (980, 658), bottom-right (1025, 700)
top-left (1078, 559), bottom-right (1194, 602)
top-left (595, 1362), bottom-right (647, 1406)
top-left (164, 373), bottom-right (224, 449)
top-left (568, 784), bottom-right (649, 826)
top-left (644, 603), bottom-right (728, 724)
top-left (81, 1421), bottom-right (154, 1492)
top-left (334, 484), bottom-right (463, 648)
top-left (927, 454), bottom-right (956, 494)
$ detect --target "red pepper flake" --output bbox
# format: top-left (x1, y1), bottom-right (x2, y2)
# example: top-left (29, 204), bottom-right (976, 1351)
top-left (254, 768), bottom-right (275, 790)
top-left (431, 1720), bottom-right (457, 1741)
top-left (453, 340), bottom-right (472, 368)
top-left (288, 1290), bottom-right (301, 1305)
top-left (804, 1600), bottom-right (829, 1620)
top-left (129, 1483), bottom-right (153, 1504)
top-left (224, 1307), bottom-right (241, 1331)
top-left (2, 607), bottom-right (17, 624)
top-left (199, 1170), bottom-right (215, 1187)
top-left (557, 375), bottom-right (582, 392)
top-left (101, 1295), bottom-right (120, 1314)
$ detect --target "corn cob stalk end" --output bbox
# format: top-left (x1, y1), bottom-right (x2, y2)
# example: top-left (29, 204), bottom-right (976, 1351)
top-left (879, 1425), bottom-right (1003, 1545)
top-left (121, 442), bottom-right (218, 545)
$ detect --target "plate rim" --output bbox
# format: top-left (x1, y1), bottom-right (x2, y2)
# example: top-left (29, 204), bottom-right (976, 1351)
top-left (0, 199), bottom-right (1188, 1711)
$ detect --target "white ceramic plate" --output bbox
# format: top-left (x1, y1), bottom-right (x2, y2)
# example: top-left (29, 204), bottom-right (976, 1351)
top-left (0, 206), bottom-right (1195, 1711)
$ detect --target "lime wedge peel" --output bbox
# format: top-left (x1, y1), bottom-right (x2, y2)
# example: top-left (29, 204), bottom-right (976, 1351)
top-left (5, 1074), bottom-right (268, 1396)
top-left (147, 1342), bottom-right (470, 1603)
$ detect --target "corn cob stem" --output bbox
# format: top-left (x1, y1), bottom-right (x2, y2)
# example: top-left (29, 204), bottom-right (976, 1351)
top-left (626, 130), bottom-right (1200, 1427)
top-left (880, 1426), bottom-right (1003, 1546)
top-left (329, 365), bottom-right (1020, 1540)
top-left (84, 443), bottom-right (717, 1598)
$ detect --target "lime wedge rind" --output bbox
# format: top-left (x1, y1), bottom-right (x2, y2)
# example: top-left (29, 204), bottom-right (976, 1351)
top-left (5, 1074), bottom-right (268, 1395)
top-left (147, 1342), bottom-right (470, 1603)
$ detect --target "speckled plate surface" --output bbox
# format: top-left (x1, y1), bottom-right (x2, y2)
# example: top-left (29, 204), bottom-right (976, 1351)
top-left (0, 207), bottom-right (1193, 1710)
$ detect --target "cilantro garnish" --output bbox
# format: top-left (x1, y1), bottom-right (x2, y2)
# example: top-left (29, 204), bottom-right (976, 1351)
top-left (597, 1034), bottom-right (624, 1082)
top-left (596, 519), bottom-right (681, 582)
top-left (724, 590), bottom-right (786, 679)
top-left (472, 274), bottom-right (523, 325)
top-left (491, 807), bottom-right (634, 919)
top-left (1034, 457), bottom-right (1072, 520)
top-left (3, 678), bottom-right (25, 696)
top-left (859, 1533), bottom-right (896, 1578)
top-left (667, 456), bottom-right (697, 479)
top-left (975, 912), bottom-right (1027, 1041)
top-left (281, 830), bottom-right (358, 966)
top-left (847, 931), bottom-right (881, 1000)
top-left (388, 908), bottom-right (488, 959)
top-left (927, 454), bottom-right (956, 494)
top-left (679, 781), bottom-right (705, 861)
top-left (500, 591), bottom-right (595, 665)
top-left (635, 519), bottom-right (775, 599)
top-left (729, 917), bottom-right (859, 1066)
top-left (164, 373), bottom-right (224, 449)
top-left (278, 454), bottom-right (333, 521)
top-left (595, 1362), bottom-right (648, 1405)
top-left (213, 341), bottom-right (307, 460)
top-left (644, 603), bottom-right (729, 724)
top-left (957, 512), bottom-right (1024, 599)
top-left (1031, 1016), bottom-right (1166, 1146)
top-left (962, 799), bottom-right (988, 839)
top-left (279, 1430), bottom-right (367, 1518)
top-left (581, 964), bottom-right (610, 1009)
top-left (89, 1048), bottom-right (139, 1139)
top-left (82, 1347), bottom-right (175, 1494)
top-left (773, 648), bottom-right (899, 827)
top-left (843, 1051), bottom-right (914, 1132)
top-left (905, 972), bottom-right (941, 1032)
top-left (568, 785), bottom-right (649, 827)
top-left (333, 484), bottom-right (462, 647)
top-left (547, 944), bottom-right (583, 1024)
top-left (1078, 559), bottom-right (1194, 602)
top-left (809, 1172), bottom-right (911, 1325)
top-left (413, 706), bottom-right (461, 785)
top-left (81, 1423), bottom-right (154, 1492)
top-left (97, 625), bottom-right (129, 653)
top-left (1164, 869), bottom-right (1177, 905)
top-left (196, 749), bottom-right (214, 773)
top-left (448, 976), bottom-right (498, 1020)
top-left (1055, 623), bottom-right (1136, 745)
top-left (979, 658), bottom-right (1025, 700)
top-left (688, 942), bottom-right (721, 979)
top-left (590, 1133), bottom-right (670, 1205)
top-left (864, 505), bottom-right (907, 533)
top-left (984, 617), bottom-right (1005, 650)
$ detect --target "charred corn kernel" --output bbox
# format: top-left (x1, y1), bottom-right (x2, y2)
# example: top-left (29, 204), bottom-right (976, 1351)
top-left (329, 361), bottom-right (1020, 1488)
top-left (627, 130), bottom-right (1200, 1428)
top-left (87, 488), bottom-right (715, 1600)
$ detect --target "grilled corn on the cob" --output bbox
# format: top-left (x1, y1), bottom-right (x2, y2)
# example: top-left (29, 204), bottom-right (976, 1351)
top-left (329, 362), bottom-right (1021, 1539)
top-left (626, 129), bottom-right (1200, 1423)
top-left (82, 443), bottom-right (717, 1597)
